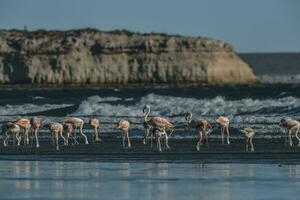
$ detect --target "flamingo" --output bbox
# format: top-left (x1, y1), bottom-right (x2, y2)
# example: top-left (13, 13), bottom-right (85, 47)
top-left (143, 105), bottom-right (173, 151)
top-left (65, 122), bottom-right (79, 145)
top-left (14, 118), bottom-right (31, 146)
top-left (185, 112), bottom-right (213, 151)
top-left (31, 117), bottom-right (41, 148)
top-left (47, 122), bottom-right (67, 150)
top-left (2, 122), bottom-right (21, 147)
top-left (216, 116), bottom-right (230, 145)
top-left (117, 120), bottom-right (131, 148)
top-left (280, 117), bottom-right (300, 147)
top-left (89, 118), bottom-right (101, 142)
top-left (65, 117), bottom-right (89, 144)
top-left (240, 127), bottom-right (255, 152)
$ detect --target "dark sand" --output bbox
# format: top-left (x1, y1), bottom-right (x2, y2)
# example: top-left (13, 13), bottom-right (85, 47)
top-left (0, 138), bottom-right (300, 163)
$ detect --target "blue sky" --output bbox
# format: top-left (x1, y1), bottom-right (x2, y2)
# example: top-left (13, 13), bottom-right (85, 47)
top-left (0, 0), bottom-right (299, 52)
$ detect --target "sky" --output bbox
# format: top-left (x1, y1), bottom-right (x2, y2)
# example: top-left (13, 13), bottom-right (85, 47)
top-left (0, 0), bottom-right (299, 53)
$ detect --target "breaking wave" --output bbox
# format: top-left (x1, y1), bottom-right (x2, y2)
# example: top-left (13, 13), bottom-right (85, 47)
top-left (71, 94), bottom-right (300, 137)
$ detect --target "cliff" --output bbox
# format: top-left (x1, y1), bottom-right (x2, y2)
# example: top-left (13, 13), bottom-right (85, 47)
top-left (0, 29), bottom-right (256, 84)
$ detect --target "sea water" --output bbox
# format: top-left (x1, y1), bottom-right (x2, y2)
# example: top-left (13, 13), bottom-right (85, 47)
top-left (0, 161), bottom-right (300, 199)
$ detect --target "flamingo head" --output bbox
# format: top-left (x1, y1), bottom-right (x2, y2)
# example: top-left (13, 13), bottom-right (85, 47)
top-left (185, 112), bottom-right (192, 121)
top-left (143, 105), bottom-right (150, 114)
top-left (280, 117), bottom-right (292, 126)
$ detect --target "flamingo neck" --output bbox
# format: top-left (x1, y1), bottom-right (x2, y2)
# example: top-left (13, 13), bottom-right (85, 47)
top-left (144, 107), bottom-right (150, 122)
top-left (187, 114), bottom-right (192, 126)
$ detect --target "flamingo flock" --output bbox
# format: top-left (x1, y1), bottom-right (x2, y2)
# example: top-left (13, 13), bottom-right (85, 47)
top-left (1, 104), bottom-right (299, 152)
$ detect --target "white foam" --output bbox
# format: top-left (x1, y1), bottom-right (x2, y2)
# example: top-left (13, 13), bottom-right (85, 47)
top-left (0, 104), bottom-right (73, 116)
top-left (72, 94), bottom-right (300, 136)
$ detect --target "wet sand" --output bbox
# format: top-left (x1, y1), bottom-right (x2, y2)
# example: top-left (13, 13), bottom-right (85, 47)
top-left (1, 138), bottom-right (300, 163)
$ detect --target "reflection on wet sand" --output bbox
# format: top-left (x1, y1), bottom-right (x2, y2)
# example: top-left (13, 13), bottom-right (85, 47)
top-left (1, 161), bottom-right (300, 199)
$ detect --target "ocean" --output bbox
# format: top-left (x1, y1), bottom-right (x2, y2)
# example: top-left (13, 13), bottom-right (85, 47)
top-left (0, 84), bottom-right (300, 198)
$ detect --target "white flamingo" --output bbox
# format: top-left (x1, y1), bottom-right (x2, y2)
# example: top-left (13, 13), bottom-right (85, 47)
top-left (240, 127), bottom-right (255, 152)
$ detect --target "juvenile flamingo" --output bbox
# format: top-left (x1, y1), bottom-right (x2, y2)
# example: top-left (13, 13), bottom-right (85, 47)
top-left (280, 117), bottom-right (300, 147)
top-left (47, 122), bottom-right (67, 150)
top-left (143, 105), bottom-right (173, 151)
top-left (185, 112), bottom-right (213, 151)
top-left (216, 116), bottom-right (230, 145)
top-left (2, 122), bottom-right (21, 147)
top-left (89, 118), bottom-right (101, 142)
top-left (117, 120), bottom-right (131, 148)
top-left (240, 127), bottom-right (255, 152)
top-left (65, 122), bottom-right (79, 145)
top-left (14, 118), bottom-right (31, 146)
top-left (65, 117), bottom-right (89, 144)
top-left (31, 117), bottom-right (41, 148)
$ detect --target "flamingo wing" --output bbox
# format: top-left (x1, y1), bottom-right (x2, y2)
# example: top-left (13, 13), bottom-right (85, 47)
top-left (152, 117), bottom-right (173, 128)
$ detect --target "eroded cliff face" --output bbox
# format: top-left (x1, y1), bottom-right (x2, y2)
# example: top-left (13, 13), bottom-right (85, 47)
top-left (0, 29), bottom-right (256, 84)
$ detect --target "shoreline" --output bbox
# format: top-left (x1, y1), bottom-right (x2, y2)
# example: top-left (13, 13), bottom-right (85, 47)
top-left (0, 138), bottom-right (300, 163)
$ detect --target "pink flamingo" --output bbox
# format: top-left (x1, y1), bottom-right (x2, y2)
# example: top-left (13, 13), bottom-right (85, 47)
top-left (89, 118), bottom-right (101, 142)
top-left (65, 122), bottom-right (79, 145)
top-left (117, 120), bottom-right (131, 148)
top-left (280, 117), bottom-right (300, 146)
top-left (216, 116), bottom-right (230, 145)
top-left (31, 117), bottom-right (41, 148)
top-left (14, 118), bottom-right (31, 146)
top-left (47, 122), bottom-right (67, 150)
top-left (185, 112), bottom-right (213, 151)
top-left (2, 122), bottom-right (21, 147)
top-left (143, 105), bottom-right (173, 152)
top-left (65, 117), bottom-right (88, 144)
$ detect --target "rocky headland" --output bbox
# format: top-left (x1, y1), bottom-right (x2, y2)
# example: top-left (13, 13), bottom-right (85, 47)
top-left (0, 29), bottom-right (256, 85)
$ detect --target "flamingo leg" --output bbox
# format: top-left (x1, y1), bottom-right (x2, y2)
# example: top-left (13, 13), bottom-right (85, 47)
top-left (3, 132), bottom-right (7, 147)
top-left (16, 132), bottom-right (21, 146)
top-left (246, 138), bottom-right (248, 152)
top-left (155, 130), bottom-right (162, 152)
top-left (196, 130), bottom-right (202, 151)
top-left (13, 132), bottom-right (16, 146)
top-left (221, 127), bottom-right (224, 144)
top-left (151, 128), bottom-right (154, 149)
top-left (55, 132), bottom-right (59, 151)
top-left (122, 131), bottom-right (125, 148)
top-left (59, 130), bottom-right (67, 145)
top-left (294, 127), bottom-right (300, 147)
top-left (35, 128), bottom-right (40, 148)
top-left (126, 129), bottom-right (131, 148)
top-left (226, 126), bottom-right (230, 145)
top-left (164, 131), bottom-right (171, 149)
top-left (250, 137), bottom-right (254, 152)
top-left (285, 129), bottom-right (289, 146)
top-left (289, 129), bottom-right (293, 147)
top-left (79, 125), bottom-right (89, 144)
top-left (205, 131), bottom-right (209, 148)
top-left (143, 128), bottom-right (149, 144)
top-left (5, 133), bottom-right (10, 147)
top-left (95, 127), bottom-right (101, 142)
